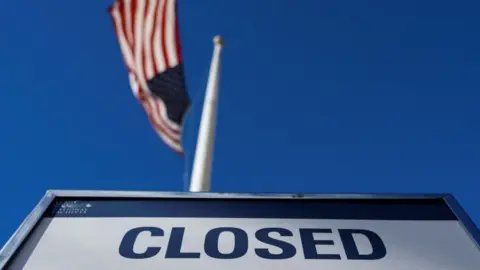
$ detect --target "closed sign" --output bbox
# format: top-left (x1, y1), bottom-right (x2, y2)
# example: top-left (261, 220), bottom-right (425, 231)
top-left (1, 192), bottom-right (479, 270)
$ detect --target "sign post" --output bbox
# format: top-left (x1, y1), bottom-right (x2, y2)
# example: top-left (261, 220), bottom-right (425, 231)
top-left (1, 191), bottom-right (479, 269)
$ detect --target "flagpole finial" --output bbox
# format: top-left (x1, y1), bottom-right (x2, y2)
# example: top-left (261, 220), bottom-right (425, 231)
top-left (213, 35), bottom-right (224, 46)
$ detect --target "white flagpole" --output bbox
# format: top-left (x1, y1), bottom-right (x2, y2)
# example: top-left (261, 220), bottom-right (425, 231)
top-left (189, 35), bottom-right (224, 192)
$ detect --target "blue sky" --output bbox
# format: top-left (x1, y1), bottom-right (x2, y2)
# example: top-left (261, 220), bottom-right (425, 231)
top-left (0, 0), bottom-right (479, 247)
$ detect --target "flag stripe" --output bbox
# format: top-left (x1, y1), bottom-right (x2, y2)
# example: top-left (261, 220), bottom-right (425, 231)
top-left (160, 0), bottom-right (170, 68)
top-left (153, 0), bottom-right (167, 74)
top-left (165, 0), bottom-right (178, 67)
top-left (109, 0), bottom-right (190, 154)
top-left (150, 0), bottom-right (161, 75)
top-left (174, 1), bottom-right (182, 63)
top-left (134, 0), bottom-right (147, 92)
top-left (142, 0), bottom-right (154, 79)
top-left (125, 0), bottom-right (134, 46)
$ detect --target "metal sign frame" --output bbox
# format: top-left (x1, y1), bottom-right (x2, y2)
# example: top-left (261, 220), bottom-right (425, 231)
top-left (0, 190), bottom-right (479, 269)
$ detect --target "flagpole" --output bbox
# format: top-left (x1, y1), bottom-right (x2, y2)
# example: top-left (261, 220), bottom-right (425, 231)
top-left (189, 35), bottom-right (224, 192)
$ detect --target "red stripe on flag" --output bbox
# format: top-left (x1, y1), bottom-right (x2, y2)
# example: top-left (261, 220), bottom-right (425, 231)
top-left (150, 0), bottom-right (161, 74)
top-left (130, 0), bottom-right (138, 57)
top-left (174, 0), bottom-right (182, 63)
top-left (141, 0), bottom-right (150, 80)
top-left (160, 0), bottom-right (170, 68)
top-left (118, 1), bottom-right (129, 50)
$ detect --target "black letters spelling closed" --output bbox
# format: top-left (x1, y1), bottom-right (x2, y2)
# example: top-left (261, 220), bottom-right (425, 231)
top-left (118, 226), bottom-right (387, 260)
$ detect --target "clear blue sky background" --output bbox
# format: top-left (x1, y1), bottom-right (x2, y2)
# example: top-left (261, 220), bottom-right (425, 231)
top-left (0, 0), bottom-right (479, 247)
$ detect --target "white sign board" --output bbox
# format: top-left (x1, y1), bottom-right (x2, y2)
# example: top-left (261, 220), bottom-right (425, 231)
top-left (1, 191), bottom-right (479, 270)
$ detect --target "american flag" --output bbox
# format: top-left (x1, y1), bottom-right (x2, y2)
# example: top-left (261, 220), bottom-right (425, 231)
top-left (109, 0), bottom-right (190, 154)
